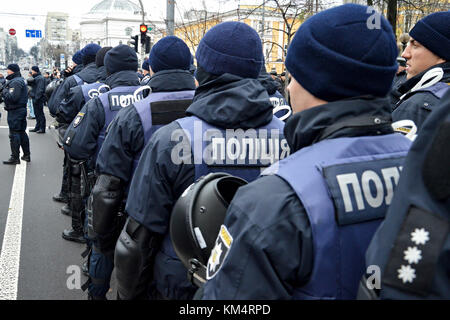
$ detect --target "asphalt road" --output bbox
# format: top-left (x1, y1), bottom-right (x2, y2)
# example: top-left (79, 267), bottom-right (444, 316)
top-left (0, 105), bottom-right (115, 300)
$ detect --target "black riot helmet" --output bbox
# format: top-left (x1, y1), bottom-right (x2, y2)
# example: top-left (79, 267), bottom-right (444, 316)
top-left (45, 79), bottom-right (62, 100)
top-left (170, 173), bottom-right (248, 287)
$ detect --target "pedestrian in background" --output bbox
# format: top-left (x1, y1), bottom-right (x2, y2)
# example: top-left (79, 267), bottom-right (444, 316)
top-left (26, 71), bottom-right (35, 120)
top-left (29, 66), bottom-right (46, 133)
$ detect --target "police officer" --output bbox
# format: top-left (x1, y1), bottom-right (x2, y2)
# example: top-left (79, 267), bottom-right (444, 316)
top-left (29, 66), bottom-right (46, 133)
top-left (55, 47), bottom-right (112, 211)
top-left (62, 50), bottom-right (84, 80)
top-left (258, 66), bottom-right (291, 121)
top-left (140, 58), bottom-right (151, 86)
top-left (359, 91), bottom-right (450, 300)
top-left (114, 21), bottom-right (289, 300)
top-left (49, 44), bottom-right (101, 206)
top-left (392, 11), bottom-right (450, 130)
top-left (56, 47), bottom-right (112, 128)
top-left (86, 36), bottom-right (196, 300)
top-left (61, 44), bottom-right (142, 244)
top-left (201, 4), bottom-right (411, 300)
top-left (48, 44), bottom-right (102, 118)
top-left (2, 64), bottom-right (31, 164)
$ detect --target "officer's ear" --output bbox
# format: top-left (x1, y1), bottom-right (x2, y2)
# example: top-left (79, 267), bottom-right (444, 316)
top-left (149, 67), bottom-right (155, 77)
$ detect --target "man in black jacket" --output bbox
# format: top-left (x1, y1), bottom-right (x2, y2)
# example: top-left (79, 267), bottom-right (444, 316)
top-left (2, 64), bottom-right (31, 164)
top-left (29, 66), bottom-right (46, 133)
top-left (392, 11), bottom-right (449, 130)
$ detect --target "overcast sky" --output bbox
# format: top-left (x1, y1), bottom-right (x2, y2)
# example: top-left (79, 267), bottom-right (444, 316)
top-left (0, 0), bottom-right (246, 51)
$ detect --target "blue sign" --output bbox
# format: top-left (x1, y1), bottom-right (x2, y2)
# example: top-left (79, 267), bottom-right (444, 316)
top-left (25, 30), bottom-right (42, 38)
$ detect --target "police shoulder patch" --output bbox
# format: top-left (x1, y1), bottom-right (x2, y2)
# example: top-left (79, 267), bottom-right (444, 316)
top-left (73, 112), bottom-right (85, 128)
top-left (206, 224), bottom-right (233, 280)
top-left (382, 206), bottom-right (449, 296)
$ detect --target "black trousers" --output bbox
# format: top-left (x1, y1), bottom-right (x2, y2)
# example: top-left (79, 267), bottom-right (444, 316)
top-left (7, 108), bottom-right (30, 159)
top-left (33, 99), bottom-right (46, 131)
top-left (9, 131), bottom-right (30, 159)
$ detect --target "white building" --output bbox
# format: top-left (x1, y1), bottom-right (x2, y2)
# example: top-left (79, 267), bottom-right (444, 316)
top-left (45, 12), bottom-right (70, 43)
top-left (80, 0), bottom-right (165, 50)
top-left (0, 28), bottom-right (6, 65)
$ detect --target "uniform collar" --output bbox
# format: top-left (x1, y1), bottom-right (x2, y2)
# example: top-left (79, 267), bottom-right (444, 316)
top-left (284, 96), bottom-right (394, 153)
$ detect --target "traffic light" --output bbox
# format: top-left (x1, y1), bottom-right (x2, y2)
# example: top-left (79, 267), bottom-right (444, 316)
top-left (140, 24), bottom-right (148, 45)
top-left (144, 35), bottom-right (151, 54)
top-left (130, 35), bottom-right (139, 53)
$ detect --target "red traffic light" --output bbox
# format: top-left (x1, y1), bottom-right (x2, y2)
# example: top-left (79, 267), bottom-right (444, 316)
top-left (140, 24), bottom-right (148, 33)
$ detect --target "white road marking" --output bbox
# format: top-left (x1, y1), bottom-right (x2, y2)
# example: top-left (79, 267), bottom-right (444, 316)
top-left (0, 126), bottom-right (36, 129)
top-left (0, 130), bottom-right (28, 300)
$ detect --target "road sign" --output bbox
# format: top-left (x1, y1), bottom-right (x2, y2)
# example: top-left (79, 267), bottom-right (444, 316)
top-left (9, 29), bottom-right (16, 36)
top-left (25, 30), bottom-right (42, 38)
top-left (60, 54), bottom-right (65, 70)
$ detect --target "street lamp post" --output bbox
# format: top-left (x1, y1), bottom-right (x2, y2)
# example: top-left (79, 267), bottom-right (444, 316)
top-left (138, 0), bottom-right (146, 62)
top-left (167, 0), bottom-right (175, 36)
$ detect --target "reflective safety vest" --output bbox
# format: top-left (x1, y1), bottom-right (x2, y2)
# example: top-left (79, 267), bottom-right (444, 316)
top-left (80, 82), bottom-right (107, 103)
top-left (264, 133), bottom-right (412, 299)
top-left (73, 74), bottom-right (84, 86)
top-left (132, 90), bottom-right (195, 173)
top-left (270, 91), bottom-right (291, 121)
top-left (160, 115), bottom-right (290, 259)
top-left (95, 86), bottom-right (143, 160)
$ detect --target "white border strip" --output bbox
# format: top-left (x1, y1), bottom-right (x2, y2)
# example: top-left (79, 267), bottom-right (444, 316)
top-left (0, 137), bottom-right (27, 300)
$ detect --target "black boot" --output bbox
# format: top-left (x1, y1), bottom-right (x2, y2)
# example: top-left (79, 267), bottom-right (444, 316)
top-left (53, 193), bottom-right (69, 203)
top-left (21, 154), bottom-right (31, 162)
top-left (62, 228), bottom-right (86, 244)
top-left (61, 204), bottom-right (72, 216)
top-left (82, 260), bottom-right (89, 276)
top-left (7, 133), bottom-right (21, 165)
top-left (3, 157), bottom-right (20, 165)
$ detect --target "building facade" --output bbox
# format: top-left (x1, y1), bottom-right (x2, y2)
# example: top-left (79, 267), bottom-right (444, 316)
top-left (80, 0), bottom-right (165, 52)
top-left (45, 12), bottom-right (70, 43)
top-left (162, 4), bottom-right (302, 74)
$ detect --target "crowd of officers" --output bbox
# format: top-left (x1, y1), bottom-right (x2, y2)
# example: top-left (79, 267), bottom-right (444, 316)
top-left (1, 4), bottom-right (449, 300)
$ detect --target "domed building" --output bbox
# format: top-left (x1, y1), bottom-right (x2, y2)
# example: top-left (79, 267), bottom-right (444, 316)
top-left (80, 0), bottom-right (165, 49)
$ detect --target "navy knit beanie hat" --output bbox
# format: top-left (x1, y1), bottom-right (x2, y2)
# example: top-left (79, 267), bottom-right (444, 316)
top-left (196, 21), bottom-right (263, 79)
top-left (142, 59), bottom-right (150, 71)
top-left (81, 43), bottom-right (101, 57)
top-left (149, 36), bottom-right (191, 73)
top-left (96, 47), bottom-right (112, 67)
top-left (31, 66), bottom-right (40, 73)
top-left (409, 11), bottom-right (450, 61)
top-left (72, 51), bottom-right (83, 65)
top-left (285, 4), bottom-right (398, 101)
top-left (7, 64), bottom-right (20, 73)
top-left (104, 44), bottom-right (138, 74)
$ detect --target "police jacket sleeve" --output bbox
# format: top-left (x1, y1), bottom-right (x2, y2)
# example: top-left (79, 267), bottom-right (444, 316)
top-left (3, 80), bottom-right (24, 106)
top-left (392, 92), bottom-right (441, 130)
top-left (96, 106), bottom-right (145, 183)
top-left (63, 98), bottom-right (105, 161)
top-left (57, 86), bottom-right (84, 124)
top-left (202, 175), bottom-right (314, 300)
top-left (125, 121), bottom-right (195, 235)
